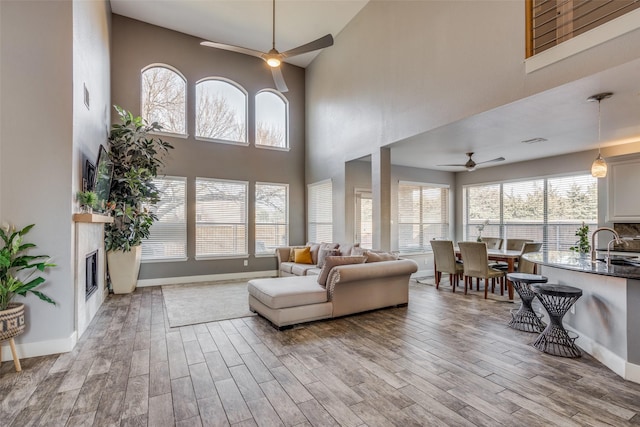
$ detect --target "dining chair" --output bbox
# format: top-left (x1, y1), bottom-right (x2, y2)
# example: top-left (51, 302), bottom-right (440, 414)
top-left (481, 237), bottom-right (503, 250)
top-left (458, 241), bottom-right (506, 298)
top-left (505, 238), bottom-right (533, 251)
top-left (494, 242), bottom-right (542, 273)
top-left (430, 240), bottom-right (465, 292)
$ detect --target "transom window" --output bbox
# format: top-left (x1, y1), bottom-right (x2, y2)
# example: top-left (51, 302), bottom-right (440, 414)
top-left (464, 174), bottom-right (597, 251)
top-left (141, 177), bottom-right (187, 261)
top-left (255, 183), bottom-right (288, 255)
top-left (398, 182), bottom-right (450, 254)
top-left (255, 90), bottom-right (288, 149)
top-left (141, 65), bottom-right (186, 135)
top-left (195, 78), bottom-right (247, 144)
top-left (196, 178), bottom-right (248, 258)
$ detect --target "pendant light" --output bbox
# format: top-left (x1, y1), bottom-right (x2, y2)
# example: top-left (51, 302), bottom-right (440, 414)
top-left (588, 92), bottom-right (612, 178)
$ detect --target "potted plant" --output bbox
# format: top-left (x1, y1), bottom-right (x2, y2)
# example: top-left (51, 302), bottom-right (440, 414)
top-left (76, 190), bottom-right (97, 213)
top-left (104, 106), bottom-right (173, 294)
top-left (570, 222), bottom-right (591, 255)
top-left (0, 223), bottom-right (56, 371)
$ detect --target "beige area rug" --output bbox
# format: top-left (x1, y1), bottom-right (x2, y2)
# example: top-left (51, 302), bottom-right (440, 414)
top-left (162, 280), bottom-right (257, 327)
top-left (415, 277), bottom-right (515, 303)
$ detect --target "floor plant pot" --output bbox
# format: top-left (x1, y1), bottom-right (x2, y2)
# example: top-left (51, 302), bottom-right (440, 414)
top-left (0, 303), bottom-right (26, 372)
top-left (107, 245), bottom-right (141, 294)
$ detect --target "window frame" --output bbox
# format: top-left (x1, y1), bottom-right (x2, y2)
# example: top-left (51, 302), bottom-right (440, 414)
top-left (194, 77), bottom-right (249, 146)
top-left (255, 89), bottom-right (290, 152)
top-left (140, 63), bottom-right (188, 138)
top-left (255, 182), bottom-right (289, 257)
top-left (195, 177), bottom-right (249, 260)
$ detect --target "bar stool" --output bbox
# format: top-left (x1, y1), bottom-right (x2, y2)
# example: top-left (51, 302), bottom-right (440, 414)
top-left (531, 283), bottom-right (583, 358)
top-left (506, 273), bottom-right (548, 333)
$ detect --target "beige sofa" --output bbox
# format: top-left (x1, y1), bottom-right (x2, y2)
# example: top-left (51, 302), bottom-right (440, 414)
top-left (248, 255), bottom-right (418, 329)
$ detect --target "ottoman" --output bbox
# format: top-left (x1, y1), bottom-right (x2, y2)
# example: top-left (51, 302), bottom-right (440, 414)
top-left (248, 276), bottom-right (332, 329)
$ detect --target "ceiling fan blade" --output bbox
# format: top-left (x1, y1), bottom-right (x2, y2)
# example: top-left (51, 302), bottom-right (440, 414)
top-left (281, 34), bottom-right (334, 58)
top-left (271, 67), bottom-right (289, 92)
top-left (476, 157), bottom-right (505, 165)
top-left (437, 163), bottom-right (466, 167)
top-left (200, 41), bottom-right (265, 59)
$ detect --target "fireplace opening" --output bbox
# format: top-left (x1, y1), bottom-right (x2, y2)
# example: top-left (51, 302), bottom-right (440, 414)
top-left (85, 250), bottom-right (98, 300)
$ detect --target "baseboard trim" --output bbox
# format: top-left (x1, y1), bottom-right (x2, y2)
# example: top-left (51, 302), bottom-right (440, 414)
top-left (0, 331), bottom-right (77, 361)
top-left (137, 270), bottom-right (278, 287)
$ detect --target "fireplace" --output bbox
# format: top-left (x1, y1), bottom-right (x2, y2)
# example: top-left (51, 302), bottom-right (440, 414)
top-left (85, 250), bottom-right (98, 300)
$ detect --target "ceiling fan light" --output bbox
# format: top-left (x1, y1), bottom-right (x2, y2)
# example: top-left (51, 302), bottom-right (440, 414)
top-left (591, 153), bottom-right (607, 178)
top-left (266, 56), bottom-right (281, 67)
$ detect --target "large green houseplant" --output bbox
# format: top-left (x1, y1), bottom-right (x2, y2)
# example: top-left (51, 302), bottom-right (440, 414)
top-left (104, 106), bottom-right (173, 293)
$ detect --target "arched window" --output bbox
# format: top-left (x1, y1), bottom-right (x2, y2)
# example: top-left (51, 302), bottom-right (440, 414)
top-left (195, 78), bottom-right (247, 144)
top-left (255, 90), bottom-right (288, 150)
top-left (141, 65), bottom-right (186, 135)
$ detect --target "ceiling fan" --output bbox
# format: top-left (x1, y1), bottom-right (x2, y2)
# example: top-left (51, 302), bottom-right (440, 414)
top-left (438, 152), bottom-right (505, 171)
top-left (200, 0), bottom-right (334, 93)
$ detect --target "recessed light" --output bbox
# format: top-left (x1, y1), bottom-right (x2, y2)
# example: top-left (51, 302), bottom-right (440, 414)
top-left (521, 137), bottom-right (547, 144)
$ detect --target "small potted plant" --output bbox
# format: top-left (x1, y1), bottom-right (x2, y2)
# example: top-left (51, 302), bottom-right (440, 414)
top-left (77, 190), bottom-right (98, 213)
top-left (0, 223), bottom-right (56, 370)
top-left (570, 222), bottom-right (591, 255)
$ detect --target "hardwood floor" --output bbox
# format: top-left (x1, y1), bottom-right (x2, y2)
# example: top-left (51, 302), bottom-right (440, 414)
top-left (2, 280), bottom-right (640, 426)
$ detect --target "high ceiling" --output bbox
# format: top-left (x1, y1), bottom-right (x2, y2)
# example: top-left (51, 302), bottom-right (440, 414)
top-left (110, 1), bottom-right (640, 171)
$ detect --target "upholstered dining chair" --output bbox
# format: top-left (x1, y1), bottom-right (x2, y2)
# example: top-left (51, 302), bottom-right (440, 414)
top-left (430, 240), bottom-right (465, 292)
top-left (505, 238), bottom-right (533, 251)
top-left (481, 237), bottom-right (503, 250)
top-left (458, 241), bottom-right (506, 298)
top-left (494, 241), bottom-right (542, 273)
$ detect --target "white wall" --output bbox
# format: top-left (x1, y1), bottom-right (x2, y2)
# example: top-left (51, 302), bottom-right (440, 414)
top-left (0, 0), bottom-right (110, 358)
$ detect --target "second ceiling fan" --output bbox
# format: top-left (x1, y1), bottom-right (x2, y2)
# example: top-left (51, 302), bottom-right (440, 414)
top-left (438, 152), bottom-right (505, 171)
top-left (200, 0), bottom-right (334, 93)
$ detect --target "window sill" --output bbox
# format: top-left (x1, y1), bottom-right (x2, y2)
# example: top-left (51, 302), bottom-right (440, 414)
top-left (255, 253), bottom-right (276, 258)
top-left (149, 130), bottom-right (189, 139)
top-left (195, 255), bottom-right (249, 261)
top-left (141, 257), bottom-right (188, 263)
top-left (255, 145), bottom-right (291, 152)
top-left (195, 136), bottom-right (249, 146)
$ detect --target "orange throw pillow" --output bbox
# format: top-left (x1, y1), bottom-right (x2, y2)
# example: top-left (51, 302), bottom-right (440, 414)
top-left (294, 247), bottom-right (313, 264)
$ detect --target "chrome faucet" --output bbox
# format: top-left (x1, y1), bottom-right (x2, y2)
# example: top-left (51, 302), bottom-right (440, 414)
top-left (591, 227), bottom-right (621, 262)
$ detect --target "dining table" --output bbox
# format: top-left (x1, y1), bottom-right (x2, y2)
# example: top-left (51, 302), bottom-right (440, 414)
top-left (453, 247), bottom-right (522, 300)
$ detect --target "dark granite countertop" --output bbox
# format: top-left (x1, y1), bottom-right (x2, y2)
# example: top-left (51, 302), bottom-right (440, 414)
top-left (523, 251), bottom-right (640, 280)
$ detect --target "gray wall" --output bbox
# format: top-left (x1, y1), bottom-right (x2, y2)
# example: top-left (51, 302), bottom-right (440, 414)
top-left (110, 16), bottom-right (306, 280)
top-left (305, 0), bottom-right (640, 243)
top-left (0, 0), bottom-right (110, 352)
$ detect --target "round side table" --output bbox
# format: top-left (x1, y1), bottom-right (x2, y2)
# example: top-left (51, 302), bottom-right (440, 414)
top-left (531, 283), bottom-right (583, 358)
top-left (506, 273), bottom-right (548, 333)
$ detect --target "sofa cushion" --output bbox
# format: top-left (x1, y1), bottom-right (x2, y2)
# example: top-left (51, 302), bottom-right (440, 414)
top-left (317, 248), bottom-right (339, 267)
top-left (279, 262), bottom-right (295, 274)
top-left (248, 276), bottom-right (328, 309)
top-left (306, 268), bottom-right (321, 276)
top-left (364, 250), bottom-right (399, 262)
top-left (288, 246), bottom-right (306, 262)
top-left (294, 247), bottom-right (313, 264)
top-left (317, 255), bottom-right (367, 287)
top-left (291, 263), bottom-right (319, 276)
top-left (338, 243), bottom-right (360, 256)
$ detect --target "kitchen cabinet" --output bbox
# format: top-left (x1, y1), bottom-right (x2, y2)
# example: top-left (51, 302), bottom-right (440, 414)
top-left (607, 158), bottom-right (640, 222)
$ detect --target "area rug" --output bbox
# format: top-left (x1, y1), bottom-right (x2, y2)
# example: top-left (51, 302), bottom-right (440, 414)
top-left (415, 277), bottom-right (515, 303)
top-left (162, 280), bottom-right (257, 327)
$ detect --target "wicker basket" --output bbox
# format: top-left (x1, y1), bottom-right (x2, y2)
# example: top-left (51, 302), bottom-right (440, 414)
top-left (0, 303), bottom-right (26, 341)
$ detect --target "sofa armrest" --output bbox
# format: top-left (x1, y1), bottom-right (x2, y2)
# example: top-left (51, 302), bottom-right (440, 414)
top-left (275, 247), bottom-right (291, 265)
top-left (327, 259), bottom-right (418, 284)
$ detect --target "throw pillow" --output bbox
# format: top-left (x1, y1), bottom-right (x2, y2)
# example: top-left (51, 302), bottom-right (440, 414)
top-left (317, 255), bottom-right (367, 287)
top-left (308, 243), bottom-right (322, 265)
top-left (317, 248), bottom-right (339, 268)
top-left (338, 242), bottom-right (360, 256)
top-left (294, 247), bottom-right (314, 264)
top-left (287, 246), bottom-right (306, 262)
top-left (350, 247), bottom-right (366, 256)
top-left (364, 250), bottom-right (399, 263)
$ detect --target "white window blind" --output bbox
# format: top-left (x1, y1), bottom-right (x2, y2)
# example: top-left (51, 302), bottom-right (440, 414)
top-left (463, 174), bottom-right (597, 250)
top-left (308, 180), bottom-right (332, 243)
top-left (141, 65), bottom-right (186, 135)
top-left (196, 178), bottom-right (248, 258)
top-left (255, 90), bottom-right (288, 149)
top-left (398, 182), bottom-right (449, 253)
top-left (141, 176), bottom-right (187, 261)
top-left (255, 183), bottom-right (288, 255)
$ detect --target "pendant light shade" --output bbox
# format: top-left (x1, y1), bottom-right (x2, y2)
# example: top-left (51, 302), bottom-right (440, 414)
top-left (588, 92), bottom-right (612, 179)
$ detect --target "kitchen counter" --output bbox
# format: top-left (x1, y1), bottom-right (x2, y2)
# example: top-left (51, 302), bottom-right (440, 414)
top-left (523, 251), bottom-right (640, 279)
top-left (522, 250), bottom-right (640, 384)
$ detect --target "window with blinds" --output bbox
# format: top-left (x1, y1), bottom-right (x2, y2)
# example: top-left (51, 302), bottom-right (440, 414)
top-left (196, 178), bottom-right (248, 258)
top-left (398, 182), bottom-right (450, 254)
top-left (308, 180), bottom-right (332, 243)
top-left (463, 174), bottom-right (597, 250)
top-left (141, 177), bottom-right (187, 261)
top-left (255, 183), bottom-right (288, 255)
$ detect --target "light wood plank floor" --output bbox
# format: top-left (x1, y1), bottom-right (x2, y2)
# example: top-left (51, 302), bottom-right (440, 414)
top-left (2, 280), bottom-right (640, 426)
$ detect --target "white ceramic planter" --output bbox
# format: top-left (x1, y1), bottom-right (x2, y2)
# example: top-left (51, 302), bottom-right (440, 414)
top-left (107, 246), bottom-right (141, 294)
